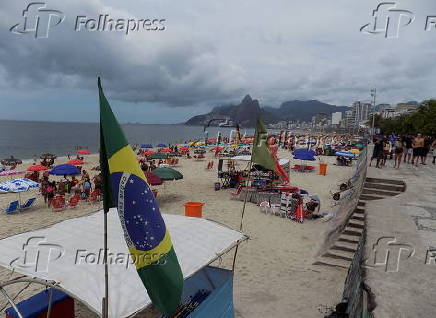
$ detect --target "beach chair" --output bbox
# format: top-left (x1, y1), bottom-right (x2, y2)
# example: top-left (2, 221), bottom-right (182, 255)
top-left (259, 201), bottom-right (270, 214)
top-left (4, 200), bottom-right (19, 214)
top-left (230, 185), bottom-right (243, 197)
top-left (20, 198), bottom-right (36, 211)
top-left (88, 189), bottom-right (102, 203)
top-left (68, 195), bottom-right (80, 208)
top-left (52, 196), bottom-right (66, 212)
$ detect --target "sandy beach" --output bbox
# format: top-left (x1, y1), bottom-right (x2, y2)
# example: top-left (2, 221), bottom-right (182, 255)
top-left (0, 149), bottom-right (354, 318)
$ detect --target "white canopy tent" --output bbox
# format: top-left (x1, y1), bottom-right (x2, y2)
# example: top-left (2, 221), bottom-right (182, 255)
top-left (0, 209), bottom-right (247, 317)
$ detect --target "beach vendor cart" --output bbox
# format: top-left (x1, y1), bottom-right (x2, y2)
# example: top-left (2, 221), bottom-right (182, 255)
top-left (0, 210), bottom-right (247, 318)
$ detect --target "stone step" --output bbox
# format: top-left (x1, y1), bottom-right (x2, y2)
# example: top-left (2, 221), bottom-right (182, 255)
top-left (343, 227), bottom-right (363, 237)
top-left (338, 234), bottom-right (361, 244)
top-left (360, 194), bottom-right (385, 201)
top-left (351, 214), bottom-right (365, 221)
top-left (364, 182), bottom-right (405, 192)
top-left (322, 250), bottom-right (354, 262)
top-left (331, 241), bottom-right (359, 253)
top-left (357, 201), bottom-right (366, 207)
top-left (313, 258), bottom-right (351, 269)
top-left (348, 219), bottom-right (365, 229)
top-left (362, 188), bottom-right (402, 196)
top-left (354, 208), bottom-right (366, 214)
top-left (365, 178), bottom-right (405, 186)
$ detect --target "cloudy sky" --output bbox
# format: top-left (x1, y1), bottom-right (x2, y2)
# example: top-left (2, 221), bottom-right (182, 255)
top-left (1, 0), bottom-right (435, 123)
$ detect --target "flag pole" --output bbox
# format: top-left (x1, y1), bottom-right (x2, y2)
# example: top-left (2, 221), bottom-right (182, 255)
top-left (103, 207), bottom-right (109, 318)
top-left (232, 123), bottom-right (256, 271)
top-left (231, 155), bottom-right (253, 271)
top-left (99, 77), bottom-right (109, 318)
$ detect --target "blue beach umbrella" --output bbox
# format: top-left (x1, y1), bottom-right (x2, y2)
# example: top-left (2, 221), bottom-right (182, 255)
top-left (0, 178), bottom-right (39, 193)
top-left (50, 164), bottom-right (80, 176)
top-left (156, 143), bottom-right (167, 148)
top-left (335, 151), bottom-right (357, 158)
top-left (141, 144), bottom-right (153, 149)
top-left (293, 153), bottom-right (316, 161)
top-left (292, 149), bottom-right (316, 158)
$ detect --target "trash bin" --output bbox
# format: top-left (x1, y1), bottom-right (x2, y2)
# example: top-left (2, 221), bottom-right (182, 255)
top-left (184, 202), bottom-right (204, 218)
top-left (319, 163), bottom-right (328, 176)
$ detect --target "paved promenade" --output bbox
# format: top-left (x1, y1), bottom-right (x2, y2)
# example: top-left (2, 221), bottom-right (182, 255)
top-left (364, 160), bottom-right (436, 317)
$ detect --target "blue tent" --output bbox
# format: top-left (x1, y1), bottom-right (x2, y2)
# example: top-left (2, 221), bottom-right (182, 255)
top-left (50, 164), bottom-right (80, 176)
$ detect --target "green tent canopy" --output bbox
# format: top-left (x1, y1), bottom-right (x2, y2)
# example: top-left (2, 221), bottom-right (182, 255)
top-left (152, 167), bottom-right (183, 180)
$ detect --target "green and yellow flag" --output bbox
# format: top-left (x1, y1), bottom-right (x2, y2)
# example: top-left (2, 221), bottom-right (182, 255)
top-left (98, 78), bottom-right (183, 315)
top-left (251, 118), bottom-right (275, 170)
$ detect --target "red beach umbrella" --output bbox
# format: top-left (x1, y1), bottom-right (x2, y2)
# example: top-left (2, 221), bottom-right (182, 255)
top-left (160, 148), bottom-right (172, 153)
top-left (144, 150), bottom-right (155, 156)
top-left (77, 149), bottom-right (90, 155)
top-left (27, 165), bottom-right (48, 172)
top-left (67, 159), bottom-right (86, 165)
top-left (144, 171), bottom-right (163, 186)
top-left (211, 146), bottom-right (223, 151)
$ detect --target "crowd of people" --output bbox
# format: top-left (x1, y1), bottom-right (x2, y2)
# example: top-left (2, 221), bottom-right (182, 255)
top-left (39, 170), bottom-right (102, 207)
top-left (370, 133), bottom-right (436, 169)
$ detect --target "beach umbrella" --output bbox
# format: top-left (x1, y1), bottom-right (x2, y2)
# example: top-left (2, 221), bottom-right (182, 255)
top-left (152, 167), bottom-right (183, 180)
top-left (67, 159), bottom-right (86, 165)
top-left (350, 149), bottom-right (360, 155)
top-left (143, 150), bottom-right (155, 156)
top-left (141, 144), bottom-right (153, 149)
top-left (144, 171), bottom-right (163, 186)
top-left (292, 149), bottom-right (316, 157)
top-left (77, 149), bottom-right (90, 155)
top-left (160, 148), bottom-right (172, 153)
top-left (293, 153), bottom-right (316, 161)
top-left (50, 164), bottom-right (80, 176)
top-left (156, 144), bottom-right (167, 148)
top-left (179, 146), bottom-right (189, 151)
top-left (335, 151), bottom-right (357, 158)
top-left (0, 170), bottom-right (24, 177)
top-left (211, 146), bottom-right (223, 151)
top-left (149, 152), bottom-right (169, 160)
top-left (40, 153), bottom-right (57, 160)
top-left (27, 165), bottom-right (48, 172)
top-left (1, 157), bottom-right (22, 166)
top-left (0, 178), bottom-right (39, 193)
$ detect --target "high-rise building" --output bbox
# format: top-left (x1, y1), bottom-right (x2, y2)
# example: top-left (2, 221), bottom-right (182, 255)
top-left (331, 112), bottom-right (342, 125)
top-left (351, 101), bottom-right (371, 126)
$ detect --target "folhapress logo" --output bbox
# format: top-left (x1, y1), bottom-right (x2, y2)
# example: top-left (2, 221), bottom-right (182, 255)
top-left (10, 2), bottom-right (65, 39)
top-left (360, 2), bottom-right (415, 38)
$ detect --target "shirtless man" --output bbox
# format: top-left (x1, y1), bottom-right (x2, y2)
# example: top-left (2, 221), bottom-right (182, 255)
top-left (412, 133), bottom-right (425, 166)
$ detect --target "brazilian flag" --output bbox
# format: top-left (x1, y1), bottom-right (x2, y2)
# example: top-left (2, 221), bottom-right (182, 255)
top-left (98, 78), bottom-right (183, 315)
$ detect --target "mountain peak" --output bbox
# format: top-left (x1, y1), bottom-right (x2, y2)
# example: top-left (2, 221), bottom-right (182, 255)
top-left (241, 94), bottom-right (253, 104)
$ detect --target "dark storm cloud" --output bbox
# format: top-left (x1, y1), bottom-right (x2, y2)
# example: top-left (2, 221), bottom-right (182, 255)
top-left (0, 0), bottom-right (436, 109)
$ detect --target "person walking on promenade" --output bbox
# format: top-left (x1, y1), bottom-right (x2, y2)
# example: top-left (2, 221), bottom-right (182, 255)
top-left (412, 133), bottom-right (425, 166)
top-left (393, 137), bottom-right (405, 169)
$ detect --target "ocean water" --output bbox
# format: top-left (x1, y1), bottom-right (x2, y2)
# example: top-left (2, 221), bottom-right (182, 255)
top-left (0, 120), bottom-right (254, 159)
